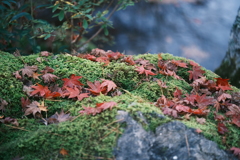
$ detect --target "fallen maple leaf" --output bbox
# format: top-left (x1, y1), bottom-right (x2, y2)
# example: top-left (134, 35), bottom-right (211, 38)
top-left (171, 60), bottom-right (188, 68)
top-left (47, 110), bottom-right (74, 124)
top-left (64, 86), bottom-right (80, 99)
top-left (215, 78), bottom-right (232, 91)
top-left (231, 115), bottom-right (240, 128)
top-left (13, 71), bottom-right (22, 79)
top-left (24, 101), bottom-right (41, 118)
top-left (62, 74), bottom-right (83, 88)
top-left (161, 107), bottom-right (178, 118)
top-left (60, 148), bottom-right (68, 156)
top-left (42, 73), bottom-right (59, 83)
top-left (21, 97), bottom-right (31, 111)
top-left (106, 51), bottom-right (123, 60)
top-left (123, 56), bottom-right (136, 65)
top-left (195, 94), bottom-right (215, 108)
top-left (217, 122), bottom-right (228, 134)
top-left (31, 84), bottom-right (50, 97)
top-left (32, 72), bottom-right (42, 80)
top-left (96, 101), bottom-right (117, 111)
top-left (217, 93), bottom-right (232, 102)
top-left (87, 81), bottom-right (107, 95)
top-left (100, 79), bottom-right (117, 93)
top-left (38, 101), bottom-right (48, 112)
top-left (188, 66), bottom-right (205, 81)
top-left (41, 66), bottom-right (55, 74)
top-left (77, 93), bottom-right (89, 101)
top-left (19, 65), bottom-right (38, 77)
top-left (135, 65), bottom-right (156, 76)
top-left (175, 104), bottom-right (190, 113)
top-left (79, 106), bottom-right (102, 116)
top-left (0, 117), bottom-right (19, 126)
top-left (189, 60), bottom-right (199, 67)
top-left (173, 88), bottom-right (182, 99)
top-left (79, 101), bottom-right (117, 115)
top-left (96, 57), bottom-right (110, 66)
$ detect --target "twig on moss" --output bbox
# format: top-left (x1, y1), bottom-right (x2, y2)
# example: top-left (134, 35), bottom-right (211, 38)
top-left (4, 124), bottom-right (31, 132)
top-left (104, 118), bottom-right (124, 127)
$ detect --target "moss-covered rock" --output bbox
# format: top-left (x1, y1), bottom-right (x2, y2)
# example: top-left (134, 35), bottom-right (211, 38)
top-left (0, 51), bottom-right (239, 159)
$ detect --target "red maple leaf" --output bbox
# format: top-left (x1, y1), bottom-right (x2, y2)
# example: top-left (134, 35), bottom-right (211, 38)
top-left (188, 66), bottom-right (205, 81)
top-left (173, 88), bottom-right (182, 99)
top-left (161, 107), bottom-right (178, 118)
top-left (87, 81), bottom-right (107, 95)
top-left (100, 79), bottom-right (117, 93)
top-left (79, 106), bottom-right (102, 116)
top-left (44, 90), bottom-right (61, 99)
top-left (189, 60), bottom-right (199, 67)
top-left (96, 101), bottom-right (117, 111)
top-left (214, 78), bottom-right (232, 91)
top-left (195, 94), bottom-right (215, 108)
top-left (188, 108), bottom-right (209, 115)
top-left (83, 54), bottom-right (97, 61)
top-left (135, 65), bottom-right (156, 76)
top-left (31, 84), bottom-right (50, 97)
top-left (217, 122), bottom-right (228, 134)
top-left (77, 93), bottom-right (89, 101)
top-left (21, 97), bottom-right (31, 110)
top-left (96, 57), bottom-right (110, 66)
top-left (79, 101), bottom-right (117, 115)
top-left (107, 51), bottom-right (124, 60)
top-left (232, 115), bottom-right (240, 128)
top-left (64, 87), bottom-right (80, 99)
top-left (171, 60), bottom-right (188, 68)
top-left (123, 56), bottom-right (136, 65)
top-left (62, 74), bottom-right (83, 88)
top-left (42, 73), bottom-right (59, 83)
top-left (175, 104), bottom-right (190, 112)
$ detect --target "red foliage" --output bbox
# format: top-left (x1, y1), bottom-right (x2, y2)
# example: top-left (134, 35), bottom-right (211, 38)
top-left (62, 74), bottom-right (83, 88)
top-left (135, 65), bottom-right (156, 76)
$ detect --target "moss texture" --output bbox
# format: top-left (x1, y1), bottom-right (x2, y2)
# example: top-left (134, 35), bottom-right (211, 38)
top-left (0, 51), bottom-right (239, 159)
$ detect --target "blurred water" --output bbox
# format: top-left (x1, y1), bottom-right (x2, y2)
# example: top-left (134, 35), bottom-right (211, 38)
top-left (104, 0), bottom-right (240, 71)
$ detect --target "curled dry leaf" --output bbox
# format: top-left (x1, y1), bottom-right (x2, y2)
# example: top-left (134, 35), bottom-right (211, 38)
top-left (0, 117), bottom-right (19, 126)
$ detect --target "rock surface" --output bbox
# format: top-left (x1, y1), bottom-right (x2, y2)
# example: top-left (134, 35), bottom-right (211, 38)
top-left (114, 111), bottom-right (237, 160)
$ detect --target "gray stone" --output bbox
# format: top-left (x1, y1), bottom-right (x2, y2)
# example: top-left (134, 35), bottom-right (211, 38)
top-left (114, 111), bottom-right (237, 160)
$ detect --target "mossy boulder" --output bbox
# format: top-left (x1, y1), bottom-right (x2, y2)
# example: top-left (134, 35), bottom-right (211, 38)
top-left (0, 51), bottom-right (239, 159)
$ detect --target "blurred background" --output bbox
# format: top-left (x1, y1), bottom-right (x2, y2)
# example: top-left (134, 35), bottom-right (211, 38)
top-left (103, 0), bottom-right (240, 71)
